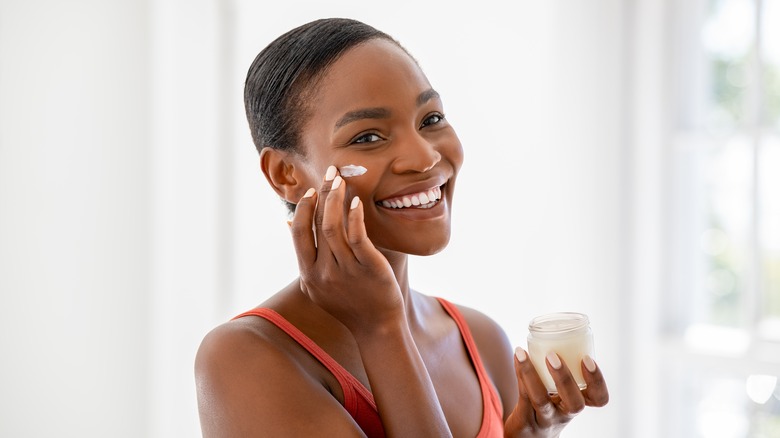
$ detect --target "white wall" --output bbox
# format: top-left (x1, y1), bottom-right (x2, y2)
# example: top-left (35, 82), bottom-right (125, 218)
top-left (0, 1), bottom-right (635, 437)
top-left (0, 0), bottom-right (150, 437)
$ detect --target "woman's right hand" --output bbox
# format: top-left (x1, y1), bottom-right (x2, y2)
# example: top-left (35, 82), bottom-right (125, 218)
top-left (289, 165), bottom-right (405, 333)
top-left (289, 165), bottom-right (455, 437)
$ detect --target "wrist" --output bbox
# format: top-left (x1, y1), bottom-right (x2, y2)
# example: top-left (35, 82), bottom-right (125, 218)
top-left (350, 316), bottom-right (410, 345)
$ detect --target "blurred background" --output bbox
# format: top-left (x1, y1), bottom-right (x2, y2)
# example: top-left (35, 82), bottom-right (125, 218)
top-left (1, 0), bottom-right (779, 436)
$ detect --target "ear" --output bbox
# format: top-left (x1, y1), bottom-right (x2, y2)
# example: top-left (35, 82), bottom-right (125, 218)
top-left (259, 148), bottom-right (308, 204)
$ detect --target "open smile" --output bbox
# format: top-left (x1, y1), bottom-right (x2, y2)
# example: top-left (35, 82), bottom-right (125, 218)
top-left (376, 185), bottom-right (443, 210)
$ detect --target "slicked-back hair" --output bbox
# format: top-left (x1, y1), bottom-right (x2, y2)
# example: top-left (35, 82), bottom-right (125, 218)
top-left (244, 18), bottom-right (397, 156)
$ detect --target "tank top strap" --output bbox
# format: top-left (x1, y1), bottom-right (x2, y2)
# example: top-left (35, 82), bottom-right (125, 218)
top-left (231, 308), bottom-right (377, 415)
top-left (435, 297), bottom-right (505, 437)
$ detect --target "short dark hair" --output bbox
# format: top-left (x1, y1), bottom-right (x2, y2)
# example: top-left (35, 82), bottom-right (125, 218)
top-left (243, 18), bottom-right (397, 156)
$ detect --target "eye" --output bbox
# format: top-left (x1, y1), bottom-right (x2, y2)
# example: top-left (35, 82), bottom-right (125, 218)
top-left (420, 113), bottom-right (445, 128)
top-left (352, 133), bottom-right (383, 144)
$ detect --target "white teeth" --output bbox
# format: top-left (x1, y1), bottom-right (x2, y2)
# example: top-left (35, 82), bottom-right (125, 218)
top-left (379, 186), bottom-right (443, 209)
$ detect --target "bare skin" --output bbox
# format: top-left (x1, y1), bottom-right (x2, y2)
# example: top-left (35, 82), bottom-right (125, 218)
top-left (195, 39), bottom-right (608, 437)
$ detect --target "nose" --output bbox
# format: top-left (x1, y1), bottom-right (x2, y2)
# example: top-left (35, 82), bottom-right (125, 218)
top-left (390, 130), bottom-right (442, 174)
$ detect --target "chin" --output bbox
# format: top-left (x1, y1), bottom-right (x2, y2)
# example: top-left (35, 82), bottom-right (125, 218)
top-left (411, 239), bottom-right (450, 256)
top-left (382, 233), bottom-right (451, 257)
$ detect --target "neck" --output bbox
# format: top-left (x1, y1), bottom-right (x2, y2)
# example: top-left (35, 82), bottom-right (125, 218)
top-left (380, 249), bottom-right (421, 326)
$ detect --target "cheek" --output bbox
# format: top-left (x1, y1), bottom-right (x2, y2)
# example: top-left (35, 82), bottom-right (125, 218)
top-left (343, 173), bottom-right (379, 204)
top-left (445, 132), bottom-right (465, 171)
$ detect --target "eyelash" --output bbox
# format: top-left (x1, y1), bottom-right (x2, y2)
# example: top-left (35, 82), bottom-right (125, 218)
top-left (352, 133), bottom-right (383, 144)
top-left (421, 113), bottom-right (445, 128)
top-left (349, 113), bottom-right (446, 145)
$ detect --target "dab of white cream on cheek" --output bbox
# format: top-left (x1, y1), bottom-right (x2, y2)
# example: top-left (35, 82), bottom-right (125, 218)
top-left (338, 165), bottom-right (367, 178)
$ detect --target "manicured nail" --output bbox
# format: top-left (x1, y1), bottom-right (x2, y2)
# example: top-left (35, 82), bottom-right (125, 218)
top-left (325, 165), bottom-right (337, 181)
top-left (515, 347), bottom-right (527, 363)
top-left (331, 175), bottom-right (343, 190)
top-left (350, 196), bottom-right (360, 210)
top-left (303, 188), bottom-right (316, 198)
top-left (546, 352), bottom-right (562, 370)
top-left (583, 355), bottom-right (597, 373)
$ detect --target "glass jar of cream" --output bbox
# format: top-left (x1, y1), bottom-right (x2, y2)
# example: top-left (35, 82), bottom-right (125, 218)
top-left (526, 312), bottom-right (594, 393)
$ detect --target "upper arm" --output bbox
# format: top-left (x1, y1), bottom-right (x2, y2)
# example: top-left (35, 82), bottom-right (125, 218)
top-left (456, 306), bottom-right (518, 420)
top-left (195, 323), bottom-right (367, 438)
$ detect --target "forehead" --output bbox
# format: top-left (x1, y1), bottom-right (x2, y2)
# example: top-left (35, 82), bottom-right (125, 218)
top-left (307, 39), bottom-right (432, 123)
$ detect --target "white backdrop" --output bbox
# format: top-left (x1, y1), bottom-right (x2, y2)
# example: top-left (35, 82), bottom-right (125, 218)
top-left (0, 1), bottom-right (651, 436)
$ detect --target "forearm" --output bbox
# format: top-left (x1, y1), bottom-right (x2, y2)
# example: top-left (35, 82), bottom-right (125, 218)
top-left (353, 321), bottom-right (452, 438)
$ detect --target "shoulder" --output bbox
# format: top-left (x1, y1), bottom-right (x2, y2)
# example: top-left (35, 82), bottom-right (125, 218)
top-left (448, 303), bottom-right (508, 346)
top-left (448, 302), bottom-right (518, 420)
top-left (194, 318), bottom-right (298, 424)
top-left (195, 316), bottom-right (283, 381)
top-left (195, 316), bottom-right (364, 437)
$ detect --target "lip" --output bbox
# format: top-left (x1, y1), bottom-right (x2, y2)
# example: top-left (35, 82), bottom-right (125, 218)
top-left (375, 176), bottom-right (448, 203)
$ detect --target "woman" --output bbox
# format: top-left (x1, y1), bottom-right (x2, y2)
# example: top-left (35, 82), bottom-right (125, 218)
top-left (195, 18), bottom-right (608, 437)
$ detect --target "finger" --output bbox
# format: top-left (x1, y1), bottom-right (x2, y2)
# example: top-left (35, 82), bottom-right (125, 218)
top-left (312, 165), bottom-right (338, 257)
top-left (346, 196), bottom-right (382, 266)
top-left (545, 352), bottom-right (586, 416)
top-left (512, 348), bottom-right (535, 422)
top-left (515, 347), bottom-right (556, 426)
top-left (289, 188), bottom-right (318, 268)
top-left (580, 355), bottom-right (609, 407)
top-left (320, 174), bottom-right (354, 263)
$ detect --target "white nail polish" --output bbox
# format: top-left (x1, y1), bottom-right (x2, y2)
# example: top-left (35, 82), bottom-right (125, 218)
top-left (325, 165), bottom-right (337, 181)
top-left (515, 347), bottom-right (527, 363)
top-left (350, 196), bottom-right (360, 210)
top-left (583, 355), bottom-right (597, 373)
top-left (546, 352), bottom-right (562, 370)
top-left (331, 175), bottom-right (342, 190)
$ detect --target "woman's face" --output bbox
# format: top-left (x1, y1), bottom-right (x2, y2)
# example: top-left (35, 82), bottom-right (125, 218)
top-left (296, 39), bottom-right (464, 256)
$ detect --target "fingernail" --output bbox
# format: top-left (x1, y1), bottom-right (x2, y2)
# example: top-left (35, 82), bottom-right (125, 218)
top-left (325, 165), bottom-right (337, 181)
top-left (583, 355), bottom-right (597, 373)
top-left (350, 196), bottom-right (360, 210)
top-left (331, 175), bottom-right (343, 190)
top-left (303, 188), bottom-right (316, 198)
top-left (515, 347), bottom-right (527, 363)
top-left (546, 352), bottom-right (562, 370)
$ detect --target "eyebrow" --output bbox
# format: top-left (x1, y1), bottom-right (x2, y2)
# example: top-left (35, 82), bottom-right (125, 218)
top-left (417, 89), bottom-right (440, 106)
top-left (334, 107), bottom-right (390, 131)
top-left (333, 88), bottom-right (441, 132)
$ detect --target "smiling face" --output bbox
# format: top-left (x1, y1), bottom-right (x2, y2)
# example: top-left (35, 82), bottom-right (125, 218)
top-left (296, 39), bottom-right (464, 256)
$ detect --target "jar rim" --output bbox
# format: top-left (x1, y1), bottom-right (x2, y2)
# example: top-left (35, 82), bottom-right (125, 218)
top-left (528, 312), bottom-right (590, 334)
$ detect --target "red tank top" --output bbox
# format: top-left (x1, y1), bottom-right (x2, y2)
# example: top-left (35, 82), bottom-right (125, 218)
top-left (232, 297), bottom-right (504, 437)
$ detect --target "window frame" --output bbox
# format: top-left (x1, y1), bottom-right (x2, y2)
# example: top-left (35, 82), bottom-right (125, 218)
top-left (659, 0), bottom-right (780, 435)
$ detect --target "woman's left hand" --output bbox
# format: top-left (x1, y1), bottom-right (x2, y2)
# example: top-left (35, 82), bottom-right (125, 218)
top-left (503, 348), bottom-right (609, 437)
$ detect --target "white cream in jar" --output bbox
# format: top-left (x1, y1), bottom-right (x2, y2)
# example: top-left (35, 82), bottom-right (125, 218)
top-left (526, 312), bottom-right (594, 393)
